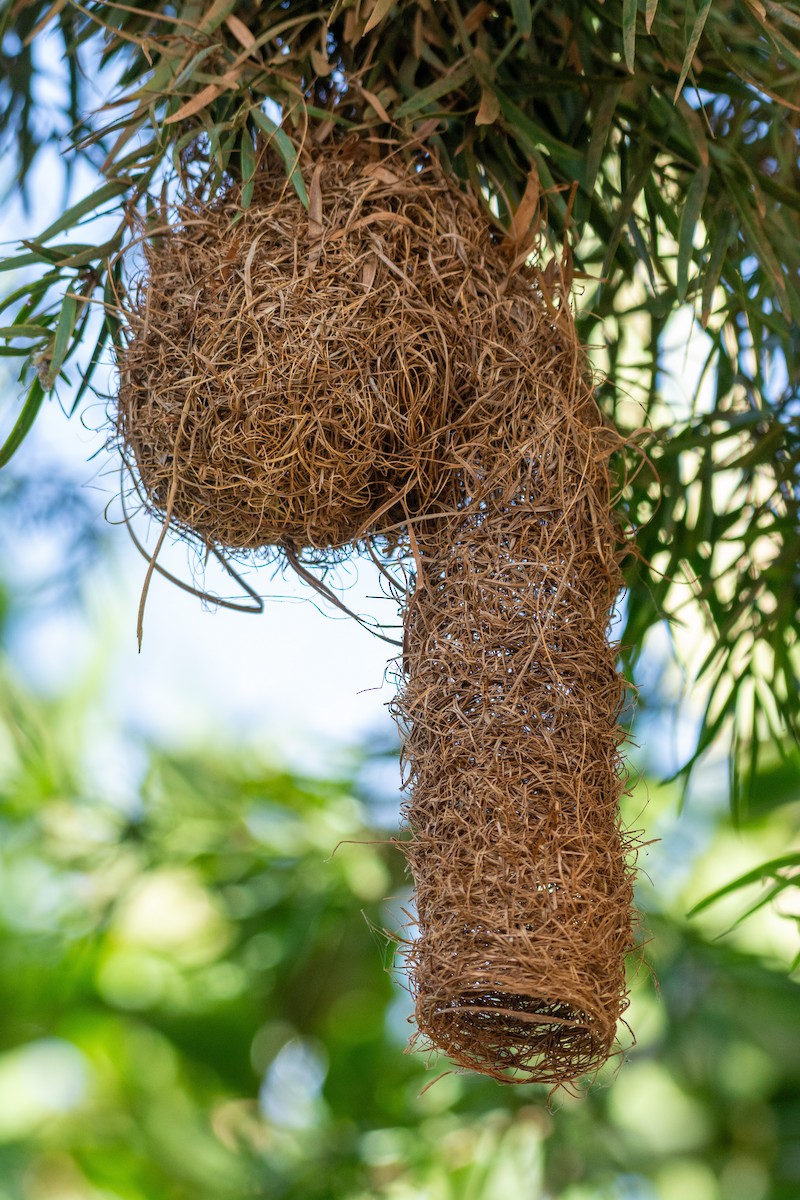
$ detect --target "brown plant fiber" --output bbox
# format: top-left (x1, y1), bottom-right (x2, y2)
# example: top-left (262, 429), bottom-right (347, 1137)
top-left (116, 142), bottom-right (637, 1085)
top-left (118, 148), bottom-right (489, 558)
top-left (394, 362), bottom-right (636, 1085)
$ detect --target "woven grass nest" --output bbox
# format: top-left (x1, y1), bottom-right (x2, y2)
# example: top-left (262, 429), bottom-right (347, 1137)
top-left (118, 143), bottom-right (491, 557)
top-left (117, 139), bottom-right (638, 1086)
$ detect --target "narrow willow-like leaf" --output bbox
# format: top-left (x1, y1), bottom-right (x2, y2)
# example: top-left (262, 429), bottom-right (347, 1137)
top-left (394, 62), bottom-right (474, 117)
top-left (0, 277), bottom-right (59, 319)
top-left (688, 854), bottom-right (800, 915)
top-left (70, 316), bottom-right (111, 415)
top-left (495, 91), bottom-right (584, 161)
top-left (164, 82), bottom-right (227, 126)
top-left (239, 125), bottom-right (256, 209)
top-left (197, 0), bottom-right (242, 36)
top-left (677, 161), bottom-right (710, 301)
top-left (675, 0), bottom-right (714, 99)
top-left (45, 291), bottom-right (78, 389)
top-left (0, 323), bottom-right (50, 339)
top-left (250, 108), bottom-right (308, 207)
top-left (698, 214), bottom-right (730, 323)
top-left (600, 148), bottom-right (657, 285)
top-left (728, 177), bottom-right (788, 301)
top-left (0, 377), bottom-right (45, 467)
top-left (623, 0), bottom-right (638, 72)
top-left (510, 0), bottom-right (533, 37)
top-left (582, 84), bottom-right (622, 199)
top-left (364, 0), bottom-right (395, 35)
top-left (34, 179), bottom-right (130, 244)
top-left (0, 245), bottom-right (93, 271)
top-left (645, 0), bottom-right (659, 33)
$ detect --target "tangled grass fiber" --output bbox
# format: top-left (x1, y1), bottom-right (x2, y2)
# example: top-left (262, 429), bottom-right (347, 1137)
top-left (394, 356), bottom-right (636, 1085)
top-left (118, 141), bottom-right (496, 558)
top-left (117, 139), bottom-right (638, 1085)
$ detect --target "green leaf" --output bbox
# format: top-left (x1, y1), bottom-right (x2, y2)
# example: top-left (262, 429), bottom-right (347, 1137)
top-left (394, 62), bottom-right (474, 117)
top-left (688, 854), bottom-right (800, 916)
top-left (727, 176), bottom-right (788, 301)
top-left (510, 0), bottom-right (533, 38)
top-left (0, 245), bottom-right (95, 272)
top-left (250, 109), bottom-right (308, 208)
top-left (240, 126), bottom-right (256, 210)
top-left (600, 147), bottom-right (658, 286)
top-left (674, 0), bottom-right (714, 100)
top-left (45, 292), bottom-right (79, 389)
top-left (677, 161), bottom-right (710, 301)
top-left (701, 208), bottom-right (735, 325)
top-left (0, 323), bottom-right (50, 340)
top-left (198, 0), bottom-right (244, 35)
top-left (0, 275), bottom-right (61, 319)
top-left (623, 0), bottom-right (638, 72)
top-left (582, 83), bottom-right (622, 197)
top-left (0, 377), bottom-right (45, 467)
top-left (58, 239), bottom-right (122, 269)
top-left (495, 90), bottom-right (584, 162)
top-left (33, 179), bottom-right (131, 244)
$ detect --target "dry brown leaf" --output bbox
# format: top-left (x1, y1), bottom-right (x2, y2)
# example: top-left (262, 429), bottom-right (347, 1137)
top-left (508, 165), bottom-right (541, 246)
top-left (361, 163), bottom-right (402, 185)
top-left (363, 0), bottom-right (396, 35)
top-left (311, 47), bottom-right (333, 76)
top-left (343, 7), bottom-right (362, 45)
top-left (224, 14), bottom-right (256, 50)
top-left (360, 87), bottom-right (392, 124)
top-left (464, 1), bottom-right (493, 33)
top-left (476, 87), bottom-right (501, 126)
top-left (164, 83), bottom-right (227, 126)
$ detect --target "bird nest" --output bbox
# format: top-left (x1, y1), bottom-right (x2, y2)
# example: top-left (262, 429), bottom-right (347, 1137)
top-left (116, 138), bottom-right (638, 1086)
top-left (117, 142), bottom-right (505, 560)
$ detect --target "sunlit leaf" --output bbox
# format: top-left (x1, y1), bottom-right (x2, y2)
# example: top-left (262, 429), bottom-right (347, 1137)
top-left (0, 323), bottom-right (49, 339)
top-left (394, 62), bottom-right (474, 117)
top-left (688, 854), bottom-right (800, 916)
top-left (363, 0), bottom-right (395, 35)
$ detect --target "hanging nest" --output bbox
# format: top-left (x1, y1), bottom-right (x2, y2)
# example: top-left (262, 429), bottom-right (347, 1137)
top-left (116, 138), bottom-right (638, 1086)
top-left (118, 142), bottom-right (507, 560)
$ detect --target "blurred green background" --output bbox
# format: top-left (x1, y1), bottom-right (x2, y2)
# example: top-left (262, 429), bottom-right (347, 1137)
top-left (0, 462), bottom-right (799, 1200)
top-left (0, 2), bottom-right (798, 1189)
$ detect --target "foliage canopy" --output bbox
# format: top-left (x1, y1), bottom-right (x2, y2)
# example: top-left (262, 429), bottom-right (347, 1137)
top-left (0, 0), bottom-right (797, 802)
